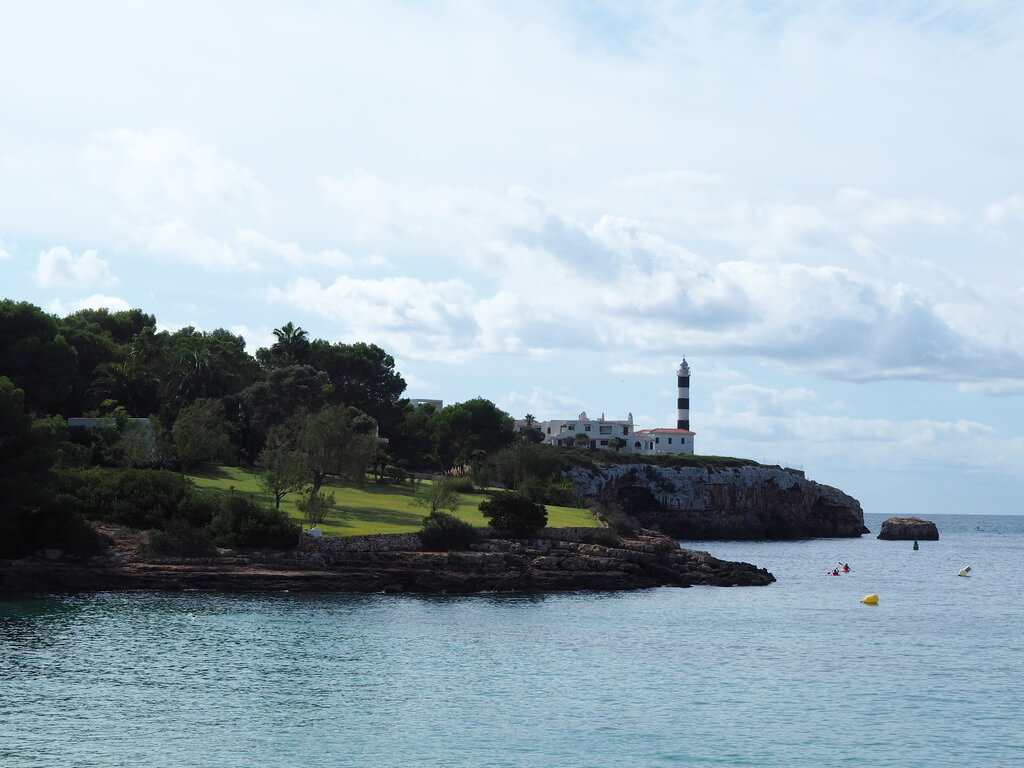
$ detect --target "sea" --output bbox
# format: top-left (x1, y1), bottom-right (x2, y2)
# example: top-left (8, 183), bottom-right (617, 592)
top-left (1, 512), bottom-right (1022, 768)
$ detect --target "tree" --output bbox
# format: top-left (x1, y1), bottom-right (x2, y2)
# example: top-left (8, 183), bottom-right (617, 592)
top-left (256, 321), bottom-right (310, 369)
top-left (297, 490), bottom-right (335, 530)
top-left (432, 398), bottom-right (515, 471)
top-left (271, 405), bottom-right (377, 509)
top-left (308, 339), bottom-right (407, 436)
top-left (411, 478), bottom-right (462, 516)
top-left (0, 300), bottom-right (78, 414)
top-left (478, 491), bottom-right (547, 536)
top-left (232, 365), bottom-right (330, 461)
top-left (0, 376), bottom-right (89, 556)
top-left (608, 437), bottom-right (626, 453)
top-left (573, 432), bottom-right (592, 449)
top-left (258, 428), bottom-right (310, 509)
top-left (170, 398), bottom-right (234, 471)
top-left (90, 361), bottom-right (157, 417)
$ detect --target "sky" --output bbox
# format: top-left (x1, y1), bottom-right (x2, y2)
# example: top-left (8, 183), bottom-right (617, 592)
top-left (3, 1), bottom-right (1024, 516)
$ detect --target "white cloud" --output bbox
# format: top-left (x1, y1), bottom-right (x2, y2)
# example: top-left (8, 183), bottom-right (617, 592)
top-left (144, 221), bottom-right (260, 272)
top-left (34, 246), bottom-right (117, 288)
top-left (49, 293), bottom-right (133, 315)
top-left (500, 386), bottom-right (588, 421)
top-left (80, 129), bottom-right (269, 220)
top-left (267, 275), bottom-right (477, 362)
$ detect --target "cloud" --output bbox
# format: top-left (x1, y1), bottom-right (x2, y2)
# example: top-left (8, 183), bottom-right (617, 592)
top-left (80, 129), bottom-right (269, 221)
top-left (34, 246), bottom-right (118, 288)
top-left (499, 386), bottom-right (589, 421)
top-left (49, 293), bottom-right (133, 315)
top-left (144, 221), bottom-right (260, 272)
top-left (267, 275), bottom-right (477, 362)
top-left (0, 238), bottom-right (11, 259)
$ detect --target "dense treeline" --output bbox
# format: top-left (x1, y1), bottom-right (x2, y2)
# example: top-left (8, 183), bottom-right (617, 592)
top-left (0, 299), bottom-right (577, 557)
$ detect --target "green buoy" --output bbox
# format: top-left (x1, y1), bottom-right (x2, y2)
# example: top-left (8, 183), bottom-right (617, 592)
top-left (913, 540), bottom-right (919, 550)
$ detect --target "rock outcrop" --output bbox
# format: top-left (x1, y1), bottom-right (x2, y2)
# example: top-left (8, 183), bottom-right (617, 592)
top-left (566, 463), bottom-right (868, 540)
top-left (0, 528), bottom-right (775, 594)
top-left (877, 516), bottom-right (939, 540)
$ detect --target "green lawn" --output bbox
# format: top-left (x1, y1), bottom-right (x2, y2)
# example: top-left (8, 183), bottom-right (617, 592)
top-left (187, 466), bottom-right (600, 537)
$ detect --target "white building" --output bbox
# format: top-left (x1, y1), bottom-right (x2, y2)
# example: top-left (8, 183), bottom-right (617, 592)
top-left (515, 358), bottom-right (696, 456)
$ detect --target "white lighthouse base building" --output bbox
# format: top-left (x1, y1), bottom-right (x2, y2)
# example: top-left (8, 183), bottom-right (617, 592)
top-left (514, 359), bottom-right (697, 456)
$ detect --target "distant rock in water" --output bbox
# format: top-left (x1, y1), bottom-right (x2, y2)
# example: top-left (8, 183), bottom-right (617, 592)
top-left (877, 516), bottom-right (939, 540)
top-left (566, 463), bottom-right (868, 540)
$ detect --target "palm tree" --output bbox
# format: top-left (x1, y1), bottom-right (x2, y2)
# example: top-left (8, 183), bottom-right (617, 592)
top-left (90, 361), bottom-right (156, 416)
top-left (272, 322), bottom-right (310, 365)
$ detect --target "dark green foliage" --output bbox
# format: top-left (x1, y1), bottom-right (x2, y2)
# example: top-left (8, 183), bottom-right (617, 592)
top-left (447, 476), bottom-right (475, 494)
top-left (0, 377), bottom-right (75, 556)
top-left (148, 518), bottom-right (216, 557)
top-left (0, 300), bottom-right (78, 414)
top-left (479, 491), bottom-right (548, 536)
top-left (208, 495), bottom-right (300, 549)
top-left (419, 511), bottom-right (478, 551)
top-left (432, 398), bottom-right (515, 471)
top-left (170, 397), bottom-right (234, 470)
top-left (174, 491), bottom-right (221, 528)
top-left (308, 339), bottom-right (408, 437)
top-left (232, 365), bottom-right (330, 461)
top-left (55, 467), bottom-right (194, 529)
top-left (256, 321), bottom-right (311, 369)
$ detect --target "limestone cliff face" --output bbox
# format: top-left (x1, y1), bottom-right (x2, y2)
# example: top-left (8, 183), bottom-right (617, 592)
top-left (566, 464), bottom-right (868, 540)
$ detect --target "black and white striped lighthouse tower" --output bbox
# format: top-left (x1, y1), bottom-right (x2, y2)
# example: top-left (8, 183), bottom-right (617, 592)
top-left (676, 358), bottom-right (690, 430)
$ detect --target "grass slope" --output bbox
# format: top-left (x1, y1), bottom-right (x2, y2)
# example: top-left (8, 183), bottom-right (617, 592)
top-left (188, 466), bottom-right (600, 537)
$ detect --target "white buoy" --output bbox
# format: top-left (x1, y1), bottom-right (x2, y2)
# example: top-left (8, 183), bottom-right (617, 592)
top-left (958, 566), bottom-right (972, 577)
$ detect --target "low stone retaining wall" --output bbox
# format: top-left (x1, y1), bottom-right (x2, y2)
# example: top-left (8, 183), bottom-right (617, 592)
top-left (298, 532), bottom-right (423, 553)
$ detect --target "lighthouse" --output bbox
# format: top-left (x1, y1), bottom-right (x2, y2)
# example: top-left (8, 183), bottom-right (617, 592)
top-left (676, 358), bottom-right (690, 430)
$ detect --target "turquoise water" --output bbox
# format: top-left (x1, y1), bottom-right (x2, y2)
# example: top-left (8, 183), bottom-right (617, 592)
top-left (2, 513), bottom-right (1022, 767)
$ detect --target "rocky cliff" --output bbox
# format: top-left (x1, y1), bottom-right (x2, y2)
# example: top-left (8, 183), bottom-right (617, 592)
top-left (0, 528), bottom-right (775, 594)
top-left (566, 463), bottom-right (868, 540)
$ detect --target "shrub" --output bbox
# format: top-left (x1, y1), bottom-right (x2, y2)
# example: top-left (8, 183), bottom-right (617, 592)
top-left (419, 511), bottom-right (478, 551)
top-left (175, 491), bottom-right (221, 528)
top-left (588, 527), bottom-right (622, 548)
top-left (478, 492), bottom-right (547, 537)
top-left (54, 468), bottom-right (193, 529)
top-left (208, 495), bottom-right (300, 550)
top-left (148, 518), bottom-right (216, 557)
top-left (447, 476), bottom-right (475, 494)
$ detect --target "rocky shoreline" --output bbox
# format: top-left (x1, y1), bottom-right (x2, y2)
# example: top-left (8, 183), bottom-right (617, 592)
top-left (0, 528), bottom-right (775, 595)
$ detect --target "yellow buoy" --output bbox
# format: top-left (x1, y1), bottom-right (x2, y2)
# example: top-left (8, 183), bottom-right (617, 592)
top-left (860, 593), bottom-right (879, 605)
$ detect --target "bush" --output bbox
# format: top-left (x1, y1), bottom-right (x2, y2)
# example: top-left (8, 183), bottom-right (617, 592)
top-left (478, 492), bottom-right (547, 537)
top-left (148, 518), bottom-right (216, 557)
top-left (419, 511), bottom-right (478, 551)
top-left (55, 467), bottom-right (193, 529)
top-left (447, 476), bottom-right (475, 494)
top-left (208, 495), bottom-right (300, 550)
top-left (588, 527), bottom-right (622, 548)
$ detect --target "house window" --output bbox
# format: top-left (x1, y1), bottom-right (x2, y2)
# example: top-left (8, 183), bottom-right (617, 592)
top-left (584, 424), bottom-right (591, 432)
top-left (568, 424), bottom-right (575, 431)
top-left (600, 440), bottom-right (608, 446)
top-left (547, 427), bottom-right (551, 434)
top-left (599, 425), bottom-right (612, 434)
top-left (622, 426), bottom-right (629, 434)
top-left (655, 437), bottom-right (660, 444)
top-left (668, 438), bottom-right (672, 444)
